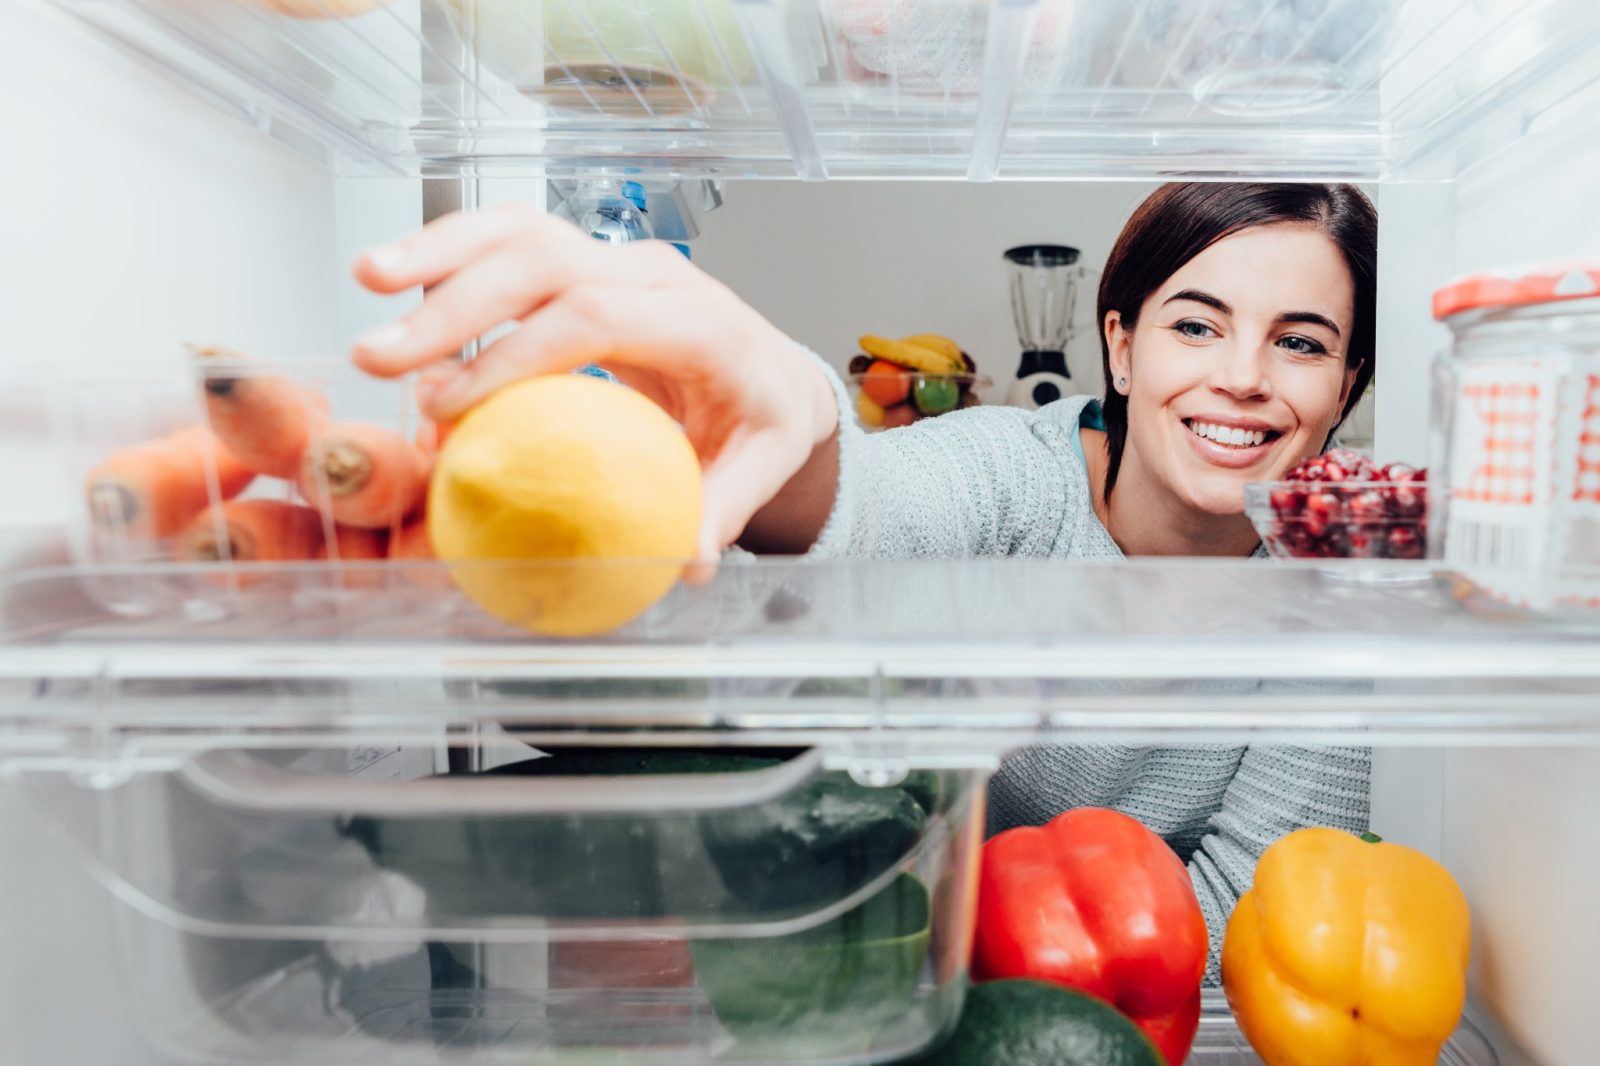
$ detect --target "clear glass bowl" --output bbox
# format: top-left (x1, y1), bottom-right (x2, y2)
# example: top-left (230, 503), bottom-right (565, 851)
top-left (1245, 480), bottom-right (1428, 561)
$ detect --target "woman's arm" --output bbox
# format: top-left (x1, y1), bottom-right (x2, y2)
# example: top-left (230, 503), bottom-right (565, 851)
top-left (1188, 744), bottom-right (1371, 984)
top-left (744, 357), bottom-right (1075, 559)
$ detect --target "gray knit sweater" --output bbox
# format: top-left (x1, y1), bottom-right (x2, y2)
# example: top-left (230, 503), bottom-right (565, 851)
top-left (804, 362), bottom-right (1370, 984)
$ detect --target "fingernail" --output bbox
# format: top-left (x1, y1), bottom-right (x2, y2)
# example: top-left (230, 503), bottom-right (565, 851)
top-left (364, 244), bottom-right (408, 273)
top-left (355, 321), bottom-right (408, 354)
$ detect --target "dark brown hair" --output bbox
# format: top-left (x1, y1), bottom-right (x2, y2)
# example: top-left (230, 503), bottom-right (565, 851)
top-left (1097, 182), bottom-right (1377, 499)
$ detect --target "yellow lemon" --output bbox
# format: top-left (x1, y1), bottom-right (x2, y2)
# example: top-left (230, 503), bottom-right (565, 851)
top-left (428, 375), bottom-right (702, 637)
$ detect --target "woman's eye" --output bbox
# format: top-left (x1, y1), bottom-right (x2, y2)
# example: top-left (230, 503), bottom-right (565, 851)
top-left (1278, 334), bottom-right (1328, 355)
top-left (1173, 320), bottom-right (1216, 339)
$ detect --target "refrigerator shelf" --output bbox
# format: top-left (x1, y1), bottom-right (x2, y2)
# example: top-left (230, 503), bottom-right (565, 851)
top-left (47, 0), bottom-right (1600, 180)
top-left (4, 557), bottom-right (1599, 750)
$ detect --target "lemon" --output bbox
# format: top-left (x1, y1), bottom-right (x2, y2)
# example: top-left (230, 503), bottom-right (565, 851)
top-left (428, 375), bottom-right (702, 637)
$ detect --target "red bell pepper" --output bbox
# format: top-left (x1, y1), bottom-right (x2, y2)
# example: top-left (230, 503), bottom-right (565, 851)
top-left (972, 807), bottom-right (1208, 1066)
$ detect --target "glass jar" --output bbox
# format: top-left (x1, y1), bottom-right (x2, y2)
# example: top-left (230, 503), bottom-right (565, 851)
top-left (1432, 262), bottom-right (1600, 615)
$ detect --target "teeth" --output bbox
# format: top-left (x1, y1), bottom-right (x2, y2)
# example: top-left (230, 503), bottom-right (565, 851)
top-left (1188, 421), bottom-right (1267, 448)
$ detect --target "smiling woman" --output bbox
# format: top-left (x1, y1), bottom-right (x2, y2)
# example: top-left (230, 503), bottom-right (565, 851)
top-left (350, 181), bottom-right (1380, 983)
top-left (1090, 183), bottom-right (1376, 556)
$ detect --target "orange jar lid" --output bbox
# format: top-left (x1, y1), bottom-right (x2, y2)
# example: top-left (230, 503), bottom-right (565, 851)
top-left (1433, 261), bottom-right (1600, 321)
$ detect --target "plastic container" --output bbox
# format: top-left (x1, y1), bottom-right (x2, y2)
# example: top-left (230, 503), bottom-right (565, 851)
top-left (440, 0), bottom-right (759, 116)
top-left (1431, 261), bottom-right (1600, 617)
top-left (1105, 0), bottom-right (1397, 116)
top-left (826, 0), bottom-right (1084, 105)
top-left (50, 355), bottom-right (428, 617)
top-left (9, 736), bottom-right (984, 1063)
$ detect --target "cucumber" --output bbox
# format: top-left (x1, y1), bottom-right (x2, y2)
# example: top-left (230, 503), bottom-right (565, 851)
top-left (340, 748), bottom-right (927, 920)
top-left (689, 873), bottom-right (932, 1057)
top-left (901, 980), bottom-right (1166, 1066)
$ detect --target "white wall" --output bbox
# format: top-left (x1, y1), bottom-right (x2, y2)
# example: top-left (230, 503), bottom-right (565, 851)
top-left (692, 180), bottom-right (1376, 446)
top-left (692, 181), bottom-right (1159, 391)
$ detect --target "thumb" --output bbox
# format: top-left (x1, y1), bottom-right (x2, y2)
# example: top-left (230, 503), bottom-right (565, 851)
top-left (682, 428), bottom-right (805, 586)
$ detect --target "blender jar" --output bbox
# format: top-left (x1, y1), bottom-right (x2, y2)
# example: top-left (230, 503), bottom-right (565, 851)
top-left (1004, 244), bottom-right (1089, 410)
top-left (1432, 261), bottom-right (1600, 615)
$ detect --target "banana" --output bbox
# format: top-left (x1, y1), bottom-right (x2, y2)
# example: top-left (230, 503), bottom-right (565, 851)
top-left (859, 334), bottom-right (964, 375)
top-left (900, 333), bottom-right (964, 366)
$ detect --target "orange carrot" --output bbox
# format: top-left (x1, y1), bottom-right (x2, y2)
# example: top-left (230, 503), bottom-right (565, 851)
top-left (296, 422), bottom-right (430, 528)
top-left (86, 425), bottom-right (255, 540)
top-left (174, 499), bottom-right (326, 565)
top-left (193, 345), bottom-right (329, 479)
top-left (320, 523), bottom-right (389, 589)
top-left (388, 517), bottom-right (434, 561)
top-left (322, 524), bottom-right (387, 563)
top-left (387, 516), bottom-right (451, 589)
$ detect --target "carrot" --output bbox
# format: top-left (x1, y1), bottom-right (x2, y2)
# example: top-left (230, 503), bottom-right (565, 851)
top-left (388, 517), bottom-right (434, 561)
top-left (387, 516), bottom-right (451, 590)
top-left (86, 425), bottom-right (255, 540)
top-left (297, 422), bottom-right (430, 528)
top-left (175, 499), bottom-right (326, 565)
top-left (193, 345), bottom-right (329, 479)
top-left (320, 523), bottom-right (389, 589)
top-left (322, 525), bottom-right (387, 562)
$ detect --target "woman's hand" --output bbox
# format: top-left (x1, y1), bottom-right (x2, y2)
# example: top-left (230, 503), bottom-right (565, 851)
top-left (350, 203), bottom-right (840, 570)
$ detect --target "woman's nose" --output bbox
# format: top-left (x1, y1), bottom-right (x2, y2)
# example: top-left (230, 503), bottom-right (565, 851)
top-left (1210, 340), bottom-right (1271, 401)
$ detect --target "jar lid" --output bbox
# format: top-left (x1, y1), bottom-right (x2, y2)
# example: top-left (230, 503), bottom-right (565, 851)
top-left (1433, 260), bottom-right (1600, 321)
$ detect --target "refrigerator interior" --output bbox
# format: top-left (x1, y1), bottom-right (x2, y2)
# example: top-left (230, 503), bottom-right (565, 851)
top-left (4, 0), bottom-right (1600, 1062)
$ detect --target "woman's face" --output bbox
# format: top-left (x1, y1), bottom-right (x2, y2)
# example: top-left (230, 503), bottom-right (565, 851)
top-left (1106, 223), bottom-right (1358, 516)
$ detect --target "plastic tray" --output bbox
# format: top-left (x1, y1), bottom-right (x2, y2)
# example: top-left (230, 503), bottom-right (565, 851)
top-left (48, 0), bottom-right (1600, 180)
top-left (10, 740), bottom-right (985, 1064)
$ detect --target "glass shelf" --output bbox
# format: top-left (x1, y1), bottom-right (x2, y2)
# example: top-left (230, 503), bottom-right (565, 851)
top-left (50, 0), bottom-right (1600, 179)
top-left (3, 558), bottom-right (1598, 754)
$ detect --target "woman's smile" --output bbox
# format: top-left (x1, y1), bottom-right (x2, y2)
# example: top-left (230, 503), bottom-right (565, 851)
top-left (1180, 415), bottom-right (1283, 468)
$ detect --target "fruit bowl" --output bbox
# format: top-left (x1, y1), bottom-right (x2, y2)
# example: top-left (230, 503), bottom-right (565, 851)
top-left (847, 364), bottom-right (990, 432)
top-left (1245, 450), bottom-right (1429, 564)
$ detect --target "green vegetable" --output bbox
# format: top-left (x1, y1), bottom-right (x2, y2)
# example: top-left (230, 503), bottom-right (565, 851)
top-left (340, 748), bottom-right (927, 920)
top-left (901, 980), bottom-right (1167, 1066)
top-left (699, 769), bottom-right (926, 912)
top-left (690, 874), bottom-right (931, 1057)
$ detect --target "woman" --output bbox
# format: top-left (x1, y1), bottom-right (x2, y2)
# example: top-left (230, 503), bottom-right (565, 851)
top-left (351, 182), bottom-right (1376, 980)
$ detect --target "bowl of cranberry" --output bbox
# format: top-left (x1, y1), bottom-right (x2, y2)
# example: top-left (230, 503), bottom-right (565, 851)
top-left (1245, 449), bottom-right (1428, 564)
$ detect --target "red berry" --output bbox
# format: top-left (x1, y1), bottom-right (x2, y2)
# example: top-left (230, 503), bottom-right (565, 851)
top-left (1385, 486), bottom-right (1426, 519)
top-left (1303, 492), bottom-right (1343, 536)
top-left (1270, 487), bottom-right (1308, 516)
top-left (1348, 489), bottom-right (1387, 523)
top-left (1324, 462), bottom-right (1350, 483)
top-left (1382, 462), bottom-right (1422, 483)
top-left (1387, 525), bottom-right (1424, 560)
top-left (1345, 524), bottom-right (1385, 559)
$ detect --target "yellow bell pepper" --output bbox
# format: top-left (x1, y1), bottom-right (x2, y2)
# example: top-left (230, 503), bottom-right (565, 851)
top-left (1222, 828), bottom-right (1470, 1066)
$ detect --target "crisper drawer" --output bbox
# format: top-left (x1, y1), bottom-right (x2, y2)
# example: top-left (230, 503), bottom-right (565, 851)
top-left (8, 740), bottom-right (984, 1064)
top-left (7, 736), bottom-right (1505, 1066)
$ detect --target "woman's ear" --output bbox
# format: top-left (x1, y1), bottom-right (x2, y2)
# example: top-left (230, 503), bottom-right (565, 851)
top-left (1105, 310), bottom-right (1132, 395)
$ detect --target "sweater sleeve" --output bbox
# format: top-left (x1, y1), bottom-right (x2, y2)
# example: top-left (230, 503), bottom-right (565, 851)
top-left (1188, 743), bottom-right (1371, 985)
top-left (804, 353), bottom-right (1073, 561)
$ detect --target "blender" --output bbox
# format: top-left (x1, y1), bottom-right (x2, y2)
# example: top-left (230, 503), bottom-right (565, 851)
top-left (1004, 244), bottom-right (1085, 410)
